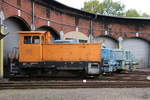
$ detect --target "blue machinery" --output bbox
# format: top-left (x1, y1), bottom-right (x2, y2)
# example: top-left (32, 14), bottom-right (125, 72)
top-left (111, 48), bottom-right (137, 72)
top-left (53, 39), bottom-right (79, 43)
top-left (101, 42), bottom-right (137, 73)
top-left (124, 50), bottom-right (137, 70)
top-left (102, 47), bottom-right (137, 73)
top-left (101, 46), bottom-right (117, 72)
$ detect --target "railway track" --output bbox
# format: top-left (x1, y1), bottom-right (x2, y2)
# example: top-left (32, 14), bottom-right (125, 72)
top-left (0, 71), bottom-right (150, 89)
top-left (0, 81), bottom-right (150, 89)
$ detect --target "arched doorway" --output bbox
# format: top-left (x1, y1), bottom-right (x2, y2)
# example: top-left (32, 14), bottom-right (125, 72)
top-left (64, 31), bottom-right (89, 43)
top-left (95, 35), bottom-right (119, 49)
top-left (36, 26), bottom-right (60, 41)
top-left (122, 37), bottom-right (150, 68)
top-left (3, 16), bottom-right (30, 72)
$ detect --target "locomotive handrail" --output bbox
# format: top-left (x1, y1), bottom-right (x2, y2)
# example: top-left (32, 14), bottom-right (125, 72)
top-left (0, 32), bottom-right (9, 40)
top-left (8, 47), bottom-right (19, 60)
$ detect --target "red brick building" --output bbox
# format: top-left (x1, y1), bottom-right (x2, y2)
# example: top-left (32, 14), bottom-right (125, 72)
top-left (0, 0), bottom-right (149, 75)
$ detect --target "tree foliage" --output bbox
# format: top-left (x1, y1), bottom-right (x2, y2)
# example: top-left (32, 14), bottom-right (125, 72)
top-left (125, 9), bottom-right (150, 17)
top-left (141, 13), bottom-right (150, 17)
top-left (82, 0), bottom-right (150, 17)
top-left (101, 0), bottom-right (125, 16)
top-left (126, 9), bottom-right (140, 17)
top-left (81, 0), bottom-right (103, 14)
top-left (82, 0), bottom-right (125, 16)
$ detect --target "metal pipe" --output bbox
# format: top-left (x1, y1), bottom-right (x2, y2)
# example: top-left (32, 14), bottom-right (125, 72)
top-left (89, 20), bottom-right (93, 43)
top-left (31, 0), bottom-right (35, 30)
top-left (89, 14), bottom-right (97, 43)
top-left (148, 42), bottom-right (150, 68)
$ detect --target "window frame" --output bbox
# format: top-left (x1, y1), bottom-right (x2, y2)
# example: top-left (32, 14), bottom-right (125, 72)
top-left (23, 36), bottom-right (41, 45)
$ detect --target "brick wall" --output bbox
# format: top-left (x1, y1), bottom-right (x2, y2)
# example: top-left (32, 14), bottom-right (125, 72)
top-left (0, 0), bottom-right (149, 41)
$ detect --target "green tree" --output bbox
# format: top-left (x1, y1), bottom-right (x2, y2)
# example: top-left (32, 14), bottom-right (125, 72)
top-left (141, 13), bottom-right (149, 17)
top-left (125, 9), bottom-right (140, 17)
top-left (82, 0), bottom-right (125, 16)
top-left (81, 0), bottom-right (103, 14)
top-left (101, 0), bottom-right (125, 16)
top-left (82, 0), bottom-right (150, 17)
top-left (125, 9), bottom-right (150, 17)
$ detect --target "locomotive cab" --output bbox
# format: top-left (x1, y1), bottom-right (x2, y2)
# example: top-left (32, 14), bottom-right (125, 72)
top-left (18, 31), bottom-right (50, 62)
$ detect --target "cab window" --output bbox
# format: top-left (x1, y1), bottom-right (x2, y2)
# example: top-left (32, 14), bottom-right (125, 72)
top-left (24, 36), bottom-right (32, 44)
top-left (24, 36), bottom-right (40, 44)
top-left (32, 36), bottom-right (40, 44)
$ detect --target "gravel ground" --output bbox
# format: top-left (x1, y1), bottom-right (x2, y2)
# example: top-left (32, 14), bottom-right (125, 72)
top-left (0, 88), bottom-right (150, 100)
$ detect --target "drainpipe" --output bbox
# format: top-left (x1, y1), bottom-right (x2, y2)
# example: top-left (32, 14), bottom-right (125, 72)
top-left (148, 42), bottom-right (150, 68)
top-left (89, 20), bottom-right (93, 43)
top-left (89, 14), bottom-right (97, 43)
top-left (31, 0), bottom-right (35, 30)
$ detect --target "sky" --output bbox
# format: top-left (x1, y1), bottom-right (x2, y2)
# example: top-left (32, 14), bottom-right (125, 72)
top-left (56, 0), bottom-right (150, 15)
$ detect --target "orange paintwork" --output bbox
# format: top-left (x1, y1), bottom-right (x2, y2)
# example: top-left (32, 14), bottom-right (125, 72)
top-left (17, 31), bottom-right (101, 62)
top-left (19, 44), bottom-right (42, 62)
top-left (43, 43), bottom-right (101, 62)
top-left (18, 32), bottom-right (44, 62)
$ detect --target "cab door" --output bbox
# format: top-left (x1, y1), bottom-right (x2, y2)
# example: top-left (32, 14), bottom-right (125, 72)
top-left (19, 34), bottom-right (42, 62)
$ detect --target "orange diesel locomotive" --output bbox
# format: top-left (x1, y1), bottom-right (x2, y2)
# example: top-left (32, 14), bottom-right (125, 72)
top-left (10, 31), bottom-right (102, 76)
